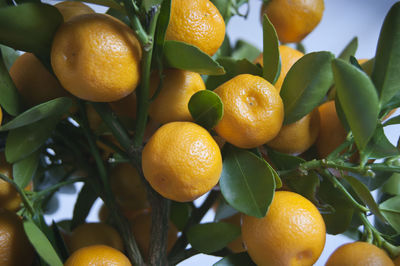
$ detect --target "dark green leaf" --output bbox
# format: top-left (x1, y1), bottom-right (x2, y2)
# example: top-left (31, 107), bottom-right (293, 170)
top-left (384, 114), bottom-right (400, 126)
top-left (163, 41), bottom-right (225, 75)
top-left (5, 116), bottom-right (60, 163)
top-left (284, 171), bottom-right (320, 205)
top-left (188, 90), bottom-right (223, 130)
top-left (349, 170), bottom-right (391, 192)
top-left (266, 147), bottom-right (305, 170)
top-left (220, 145), bottom-right (275, 218)
top-left (106, 8), bottom-right (130, 25)
top-left (379, 195), bottom-right (400, 233)
top-left (170, 201), bottom-right (192, 231)
top-left (382, 173), bottom-right (400, 196)
top-left (71, 182), bottom-right (98, 229)
top-left (154, 0), bottom-right (171, 62)
top-left (0, 50), bottom-right (21, 116)
top-left (214, 197), bottom-right (238, 221)
top-left (231, 40), bottom-right (261, 62)
top-left (362, 125), bottom-right (399, 160)
top-left (205, 58), bottom-right (262, 90)
top-left (262, 15), bottom-right (279, 83)
top-left (211, 0), bottom-right (248, 23)
top-left (338, 37), bottom-right (358, 61)
top-left (12, 151), bottom-right (39, 188)
top-left (334, 95), bottom-right (350, 132)
top-left (280, 51), bottom-right (334, 124)
top-left (187, 222), bottom-right (241, 254)
top-left (75, 0), bottom-right (123, 11)
top-left (23, 219), bottom-right (63, 266)
top-left (0, 97), bottom-right (72, 131)
top-left (0, 3), bottom-right (63, 59)
top-left (332, 59), bottom-right (379, 150)
top-left (1, 44), bottom-right (19, 70)
top-left (214, 252), bottom-right (256, 266)
top-left (266, 161), bottom-right (282, 189)
top-left (372, 2), bottom-right (400, 105)
top-left (51, 222), bottom-right (70, 261)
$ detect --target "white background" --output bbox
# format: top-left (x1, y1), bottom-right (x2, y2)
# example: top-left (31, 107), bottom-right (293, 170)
top-left (45, 0), bottom-right (400, 265)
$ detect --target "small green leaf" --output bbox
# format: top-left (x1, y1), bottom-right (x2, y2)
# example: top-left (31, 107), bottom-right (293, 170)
top-left (1, 44), bottom-right (19, 70)
top-left (338, 37), bottom-right (358, 61)
top-left (163, 41), bottom-right (225, 75)
top-left (12, 151), bottom-right (39, 188)
top-left (188, 90), bottom-right (223, 130)
top-left (214, 252), bottom-right (256, 266)
top-left (280, 51), bottom-right (334, 124)
top-left (187, 222), bottom-right (241, 254)
top-left (264, 160), bottom-right (282, 189)
top-left (0, 50), bottom-right (21, 116)
top-left (362, 125), bottom-right (399, 160)
top-left (262, 15), bottom-right (279, 83)
top-left (154, 0), bottom-right (171, 61)
top-left (205, 58), bottom-right (262, 90)
top-left (0, 97), bottom-right (72, 131)
top-left (372, 2), bottom-right (400, 105)
top-left (231, 40), bottom-right (261, 62)
top-left (51, 222), bottom-right (70, 262)
top-left (382, 173), bottom-right (400, 196)
top-left (5, 116), bottom-right (60, 163)
top-left (0, 3), bottom-right (63, 59)
top-left (379, 195), bottom-right (400, 233)
top-left (220, 145), bottom-right (275, 218)
top-left (214, 197), bottom-right (238, 221)
top-left (332, 59), bottom-right (379, 150)
top-left (170, 201), bottom-right (192, 231)
top-left (266, 146), bottom-right (305, 170)
top-left (106, 8), bottom-right (130, 25)
top-left (284, 171), bottom-right (320, 205)
top-left (71, 182), bottom-right (98, 229)
top-left (23, 219), bottom-right (63, 266)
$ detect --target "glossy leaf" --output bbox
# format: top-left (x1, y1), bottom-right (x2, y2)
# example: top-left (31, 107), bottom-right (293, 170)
top-left (284, 171), bottom-right (320, 205)
top-left (12, 151), bottom-right (39, 188)
top-left (362, 125), bottom-right (399, 160)
top-left (206, 58), bottom-right (262, 90)
top-left (23, 219), bottom-right (63, 266)
top-left (372, 2), bottom-right (400, 105)
top-left (220, 145), bottom-right (275, 218)
top-left (71, 182), bottom-right (98, 229)
top-left (163, 41), bottom-right (225, 75)
top-left (187, 222), bottom-right (241, 254)
top-left (382, 173), bottom-right (400, 196)
top-left (0, 3), bottom-right (63, 59)
top-left (379, 195), bottom-right (400, 233)
top-left (265, 160), bottom-right (282, 189)
top-left (262, 15), bottom-right (279, 83)
top-left (334, 95), bottom-right (350, 132)
top-left (0, 97), bottom-right (72, 131)
top-left (188, 90), bottom-right (223, 130)
top-left (170, 201), bottom-right (192, 231)
top-left (280, 52), bottom-right (334, 124)
top-left (332, 59), bottom-right (379, 150)
top-left (231, 40), bottom-right (261, 62)
top-left (214, 252), bottom-right (256, 266)
top-left (266, 147), bottom-right (305, 170)
top-left (338, 37), bottom-right (358, 61)
top-left (106, 8), bottom-right (130, 25)
top-left (0, 51), bottom-right (21, 116)
top-left (214, 197), bottom-right (238, 222)
top-left (1, 44), bottom-right (19, 70)
top-left (154, 0), bottom-right (171, 62)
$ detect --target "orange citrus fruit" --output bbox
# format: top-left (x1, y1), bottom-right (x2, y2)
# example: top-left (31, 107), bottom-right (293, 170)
top-left (0, 209), bottom-right (34, 266)
top-left (0, 106), bottom-right (2, 125)
top-left (394, 255), bottom-right (400, 266)
top-left (142, 122), bottom-right (222, 202)
top-left (214, 74), bottom-right (284, 149)
top-left (242, 191), bottom-right (326, 266)
top-left (267, 109), bottom-right (320, 154)
top-left (51, 13), bottom-right (142, 102)
top-left (148, 69), bottom-right (206, 124)
top-left (64, 245), bottom-right (131, 266)
top-left (326, 242), bottom-right (394, 266)
top-left (166, 0), bottom-right (225, 55)
top-left (254, 45), bottom-right (304, 92)
top-left (54, 1), bottom-right (94, 21)
top-left (261, 0), bottom-right (324, 43)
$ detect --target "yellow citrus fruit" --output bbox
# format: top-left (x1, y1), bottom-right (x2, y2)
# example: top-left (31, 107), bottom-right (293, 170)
top-left (326, 242), bottom-right (394, 266)
top-left (64, 245), bottom-right (131, 266)
top-left (316, 101), bottom-right (347, 158)
top-left (130, 209), bottom-right (178, 258)
top-left (267, 109), bottom-right (320, 154)
top-left (109, 92), bottom-right (137, 120)
top-left (9, 52), bottom-right (70, 108)
top-left (149, 69), bottom-right (206, 124)
top-left (65, 223), bottom-right (124, 253)
top-left (261, 0), bottom-right (324, 43)
top-left (0, 106), bottom-right (2, 125)
top-left (214, 74), bottom-right (284, 149)
top-left (254, 45), bottom-right (304, 92)
top-left (110, 163), bottom-right (149, 212)
top-left (51, 13), bottom-right (142, 102)
top-left (0, 209), bottom-right (34, 266)
top-left (54, 1), bottom-right (94, 21)
top-left (242, 191), bottom-right (326, 266)
top-left (142, 121), bottom-right (222, 202)
top-left (166, 0), bottom-right (225, 55)
top-left (221, 213), bottom-right (246, 253)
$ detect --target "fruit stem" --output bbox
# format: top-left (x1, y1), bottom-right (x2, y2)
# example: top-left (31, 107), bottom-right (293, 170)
top-left (123, 0), bottom-right (150, 45)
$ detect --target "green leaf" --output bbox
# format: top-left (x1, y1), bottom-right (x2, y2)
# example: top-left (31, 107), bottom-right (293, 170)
top-left (23, 219), bottom-right (63, 266)
top-left (205, 58), bottom-right (262, 90)
top-left (372, 2), bottom-right (400, 105)
top-left (5, 116), bottom-right (60, 163)
top-left (106, 8), bottom-right (130, 26)
top-left (342, 175), bottom-right (386, 223)
top-left (362, 125), bottom-right (399, 160)
top-left (163, 41), bottom-right (225, 75)
top-left (0, 98), bottom-right (72, 131)
top-left (12, 151), bottom-right (39, 188)
top-left (332, 59), bottom-right (379, 150)
top-left (75, 0), bottom-right (123, 12)
top-left (188, 90), bottom-right (223, 130)
top-left (220, 145), bottom-right (275, 218)
top-left (384, 114), bottom-right (400, 126)
top-left (231, 40), bottom-right (261, 62)
top-left (214, 252), bottom-right (256, 266)
top-left (284, 171), bottom-right (321, 205)
top-left (382, 173), bottom-right (400, 196)
top-left (0, 3), bottom-right (63, 59)
top-left (142, 0), bottom-right (163, 12)
top-left (334, 95), bottom-right (350, 132)
top-left (265, 160), bottom-right (282, 189)
top-left (187, 222), bottom-right (241, 254)
top-left (154, 0), bottom-right (171, 61)
top-left (379, 195), bottom-right (400, 233)
top-left (51, 222), bottom-right (70, 262)
top-left (71, 182), bottom-right (98, 229)
top-left (338, 37), bottom-right (358, 61)
top-left (280, 51), bottom-right (334, 124)
top-left (210, 0), bottom-right (248, 23)
top-left (265, 146), bottom-right (305, 171)
top-left (262, 15), bottom-right (279, 83)
top-left (1, 44), bottom-right (19, 70)
top-left (170, 201), bottom-right (192, 231)
top-left (0, 50), bottom-right (21, 116)
top-left (214, 197), bottom-right (238, 221)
